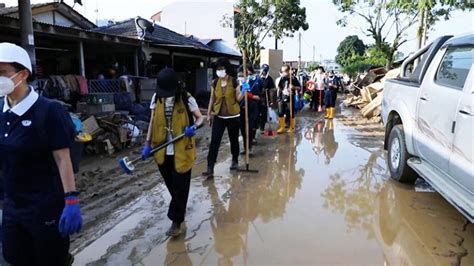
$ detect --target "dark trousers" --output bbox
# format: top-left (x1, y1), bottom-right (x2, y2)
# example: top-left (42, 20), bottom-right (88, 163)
top-left (207, 116), bottom-right (240, 166)
top-left (158, 155), bottom-right (191, 224)
top-left (278, 97), bottom-right (295, 118)
top-left (240, 106), bottom-right (258, 151)
top-left (324, 89), bottom-right (336, 108)
top-left (2, 207), bottom-right (69, 265)
top-left (258, 102), bottom-right (267, 130)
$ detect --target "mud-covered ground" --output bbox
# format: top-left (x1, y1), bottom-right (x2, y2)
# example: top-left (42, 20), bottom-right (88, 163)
top-left (71, 102), bottom-right (473, 266)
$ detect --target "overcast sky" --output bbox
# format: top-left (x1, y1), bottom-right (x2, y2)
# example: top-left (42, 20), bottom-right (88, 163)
top-left (3, 0), bottom-right (473, 60)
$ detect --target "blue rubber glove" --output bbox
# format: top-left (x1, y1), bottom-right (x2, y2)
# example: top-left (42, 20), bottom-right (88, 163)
top-left (59, 196), bottom-right (83, 236)
top-left (240, 81), bottom-right (250, 92)
top-left (142, 141), bottom-right (152, 160)
top-left (184, 125), bottom-right (197, 137)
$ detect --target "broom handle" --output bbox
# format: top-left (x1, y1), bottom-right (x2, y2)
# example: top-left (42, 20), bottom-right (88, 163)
top-left (289, 67), bottom-right (293, 120)
top-left (245, 90), bottom-right (250, 166)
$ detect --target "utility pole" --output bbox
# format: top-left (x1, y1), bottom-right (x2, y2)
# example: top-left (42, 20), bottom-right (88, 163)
top-left (312, 45), bottom-right (315, 63)
top-left (275, 37), bottom-right (278, 50)
top-left (19, 0), bottom-right (36, 75)
top-left (298, 32), bottom-right (301, 71)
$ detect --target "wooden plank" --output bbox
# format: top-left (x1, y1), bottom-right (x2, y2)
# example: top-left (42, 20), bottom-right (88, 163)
top-left (361, 94), bottom-right (383, 117)
top-left (361, 87), bottom-right (372, 103)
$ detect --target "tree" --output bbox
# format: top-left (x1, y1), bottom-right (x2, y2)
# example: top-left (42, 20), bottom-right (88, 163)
top-left (222, 0), bottom-right (309, 66)
top-left (333, 0), bottom-right (419, 68)
top-left (407, 0), bottom-right (473, 49)
top-left (335, 35), bottom-right (366, 68)
top-left (342, 46), bottom-right (388, 76)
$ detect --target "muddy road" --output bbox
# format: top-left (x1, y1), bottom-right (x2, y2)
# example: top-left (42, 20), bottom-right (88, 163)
top-left (72, 105), bottom-right (473, 266)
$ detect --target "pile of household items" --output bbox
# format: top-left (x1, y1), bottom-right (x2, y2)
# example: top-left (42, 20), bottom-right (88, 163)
top-left (343, 67), bottom-right (400, 122)
top-left (38, 75), bottom-right (152, 158)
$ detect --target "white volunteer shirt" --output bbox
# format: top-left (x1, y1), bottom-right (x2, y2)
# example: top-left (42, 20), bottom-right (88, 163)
top-left (150, 93), bottom-right (199, 155)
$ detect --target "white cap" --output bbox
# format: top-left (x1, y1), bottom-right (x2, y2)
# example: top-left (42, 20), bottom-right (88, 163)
top-left (0, 43), bottom-right (33, 73)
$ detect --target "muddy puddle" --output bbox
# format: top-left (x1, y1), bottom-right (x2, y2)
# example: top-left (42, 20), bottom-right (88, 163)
top-left (73, 107), bottom-right (473, 266)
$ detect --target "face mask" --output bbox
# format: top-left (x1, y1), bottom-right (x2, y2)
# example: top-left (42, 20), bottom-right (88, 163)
top-left (280, 72), bottom-right (288, 77)
top-left (248, 75), bottom-right (256, 81)
top-left (216, 70), bottom-right (226, 78)
top-left (237, 77), bottom-right (246, 84)
top-left (0, 72), bottom-right (21, 97)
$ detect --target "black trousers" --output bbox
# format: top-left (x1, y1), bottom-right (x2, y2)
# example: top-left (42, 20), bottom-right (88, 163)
top-left (158, 155), bottom-right (191, 224)
top-left (2, 204), bottom-right (69, 265)
top-left (240, 106), bottom-right (258, 151)
top-left (207, 116), bottom-right (240, 166)
top-left (278, 97), bottom-right (295, 118)
top-left (312, 90), bottom-right (325, 110)
top-left (258, 102), bottom-right (267, 130)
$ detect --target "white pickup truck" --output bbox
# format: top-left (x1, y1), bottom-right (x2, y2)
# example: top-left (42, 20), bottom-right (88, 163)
top-left (381, 34), bottom-right (473, 223)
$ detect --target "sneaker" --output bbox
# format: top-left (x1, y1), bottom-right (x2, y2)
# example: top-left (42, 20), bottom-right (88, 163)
top-left (230, 161), bottom-right (238, 170)
top-left (166, 222), bottom-right (182, 237)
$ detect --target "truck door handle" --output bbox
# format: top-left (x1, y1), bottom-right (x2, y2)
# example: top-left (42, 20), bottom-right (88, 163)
top-left (459, 109), bottom-right (474, 116)
top-left (420, 96), bottom-right (428, 101)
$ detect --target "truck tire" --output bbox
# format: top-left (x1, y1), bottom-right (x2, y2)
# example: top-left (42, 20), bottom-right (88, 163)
top-left (387, 125), bottom-right (417, 183)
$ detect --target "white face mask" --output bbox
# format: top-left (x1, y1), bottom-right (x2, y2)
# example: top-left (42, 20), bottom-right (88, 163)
top-left (216, 70), bottom-right (226, 78)
top-left (0, 72), bottom-right (21, 97)
top-left (237, 77), bottom-right (245, 84)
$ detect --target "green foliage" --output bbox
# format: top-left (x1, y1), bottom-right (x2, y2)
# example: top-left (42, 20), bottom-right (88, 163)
top-left (342, 47), bottom-right (388, 76)
top-left (222, 0), bottom-right (308, 66)
top-left (306, 63), bottom-right (320, 72)
top-left (333, 0), bottom-right (472, 67)
top-left (336, 35), bottom-right (366, 68)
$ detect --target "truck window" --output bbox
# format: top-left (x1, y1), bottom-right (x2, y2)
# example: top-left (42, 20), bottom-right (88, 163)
top-left (435, 46), bottom-right (473, 90)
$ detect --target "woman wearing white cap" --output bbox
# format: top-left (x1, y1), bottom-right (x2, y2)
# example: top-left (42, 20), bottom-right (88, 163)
top-left (0, 43), bottom-right (82, 265)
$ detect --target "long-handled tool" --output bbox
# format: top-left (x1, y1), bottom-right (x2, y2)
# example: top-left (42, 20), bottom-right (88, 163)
top-left (238, 54), bottom-right (258, 173)
top-left (119, 125), bottom-right (202, 174)
top-left (288, 66), bottom-right (294, 133)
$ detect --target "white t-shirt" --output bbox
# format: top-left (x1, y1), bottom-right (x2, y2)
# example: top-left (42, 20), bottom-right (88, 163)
top-left (150, 93), bottom-right (199, 155)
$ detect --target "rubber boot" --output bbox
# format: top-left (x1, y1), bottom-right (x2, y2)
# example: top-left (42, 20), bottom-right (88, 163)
top-left (166, 222), bottom-right (182, 237)
top-left (328, 107), bottom-right (335, 119)
top-left (277, 117), bottom-right (286, 134)
top-left (287, 118), bottom-right (296, 133)
top-left (327, 119), bottom-right (334, 130)
top-left (324, 108), bottom-right (330, 119)
top-left (203, 165), bottom-right (214, 178)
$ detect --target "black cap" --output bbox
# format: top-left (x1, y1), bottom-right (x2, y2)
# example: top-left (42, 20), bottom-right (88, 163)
top-left (262, 64), bottom-right (270, 73)
top-left (156, 68), bottom-right (179, 97)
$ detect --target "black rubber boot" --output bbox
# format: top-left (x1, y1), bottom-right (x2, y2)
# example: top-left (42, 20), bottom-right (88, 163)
top-left (203, 165), bottom-right (214, 178)
top-left (166, 222), bottom-right (182, 237)
top-left (230, 161), bottom-right (238, 170)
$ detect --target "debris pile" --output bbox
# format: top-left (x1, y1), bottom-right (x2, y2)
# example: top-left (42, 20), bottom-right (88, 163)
top-left (343, 67), bottom-right (400, 122)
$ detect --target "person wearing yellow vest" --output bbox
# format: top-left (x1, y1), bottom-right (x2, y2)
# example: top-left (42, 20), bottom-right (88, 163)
top-left (203, 58), bottom-right (241, 178)
top-left (142, 68), bottom-right (203, 237)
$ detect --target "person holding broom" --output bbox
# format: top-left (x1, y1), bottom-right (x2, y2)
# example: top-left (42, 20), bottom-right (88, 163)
top-left (276, 65), bottom-right (301, 134)
top-left (237, 64), bottom-right (262, 155)
top-left (142, 67), bottom-right (203, 237)
top-left (203, 58), bottom-right (241, 178)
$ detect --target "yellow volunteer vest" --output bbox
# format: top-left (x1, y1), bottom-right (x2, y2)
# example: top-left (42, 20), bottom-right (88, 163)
top-left (151, 95), bottom-right (196, 173)
top-left (212, 78), bottom-right (240, 116)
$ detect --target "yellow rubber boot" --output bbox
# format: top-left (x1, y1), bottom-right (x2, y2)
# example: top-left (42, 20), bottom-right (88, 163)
top-left (328, 107), bottom-right (335, 119)
top-left (277, 117), bottom-right (286, 134)
top-left (328, 119), bottom-right (334, 130)
top-left (287, 118), bottom-right (296, 133)
top-left (324, 108), bottom-right (330, 119)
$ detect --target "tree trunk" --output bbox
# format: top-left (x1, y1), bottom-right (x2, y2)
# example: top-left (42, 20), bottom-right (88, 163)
top-left (421, 8), bottom-right (428, 46)
top-left (416, 8), bottom-right (425, 50)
